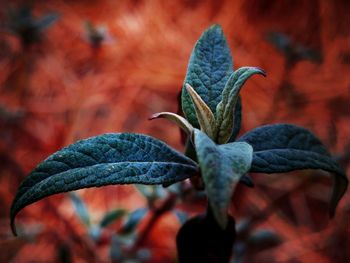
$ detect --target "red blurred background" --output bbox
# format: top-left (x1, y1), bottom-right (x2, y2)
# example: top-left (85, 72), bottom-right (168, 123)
top-left (1, 0), bottom-right (349, 262)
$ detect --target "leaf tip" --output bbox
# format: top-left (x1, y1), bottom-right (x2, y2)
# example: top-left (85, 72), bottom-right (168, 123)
top-left (209, 24), bottom-right (222, 31)
top-left (185, 83), bottom-right (192, 92)
top-left (148, 113), bottom-right (160, 120)
top-left (10, 216), bottom-right (18, 236)
top-left (257, 67), bottom-right (267, 77)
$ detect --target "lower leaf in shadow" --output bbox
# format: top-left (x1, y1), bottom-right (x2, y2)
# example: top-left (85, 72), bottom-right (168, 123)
top-left (237, 124), bottom-right (348, 217)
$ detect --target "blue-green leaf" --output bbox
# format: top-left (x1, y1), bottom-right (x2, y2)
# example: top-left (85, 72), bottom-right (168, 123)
top-left (216, 67), bottom-right (265, 144)
top-left (182, 25), bottom-right (233, 127)
top-left (194, 129), bottom-right (252, 228)
top-left (69, 193), bottom-right (91, 227)
top-left (99, 208), bottom-right (126, 228)
top-left (120, 208), bottom-right (148, 234)
top-left (10, 133), bottom-right (197, 235)
top-left (228, 96), bottom-right (242, 142)
top-left (218, 142), bottom-right (253, 175)
top-left (238, 124), bottom-right (348, 216)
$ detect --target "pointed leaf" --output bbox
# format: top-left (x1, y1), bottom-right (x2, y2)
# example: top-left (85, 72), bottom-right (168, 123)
top-left (216, 67), bottom-right (266, 144)
top-left (185, 84), bottom-right (217, 139)
top-left (182, 25), bottom-right (233, 127)
top-left (194, 130), bottom-right (252, 228)
top-left (10, 133), bottom-right (197, 235)
top-left (149, 112), bottom-right (193, 135)
top-left (100, 209), bottom-right (126, 228)
top-left (238, 124), bottom-right (348, 216)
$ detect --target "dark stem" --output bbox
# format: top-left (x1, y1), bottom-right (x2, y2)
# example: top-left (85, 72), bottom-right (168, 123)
top-left (176, 205), bottom-right (236, 263)
top-left (132, 193), bottom-right (177, 249)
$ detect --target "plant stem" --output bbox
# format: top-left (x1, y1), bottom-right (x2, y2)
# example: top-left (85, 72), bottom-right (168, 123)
top-left (133, 193), bottom-right (177, 248)
top-left (176, 205), bottom-right (236, 263)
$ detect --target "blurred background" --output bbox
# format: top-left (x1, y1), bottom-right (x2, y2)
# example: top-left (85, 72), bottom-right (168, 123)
top-left (0, 0), bottom-right (349, 262)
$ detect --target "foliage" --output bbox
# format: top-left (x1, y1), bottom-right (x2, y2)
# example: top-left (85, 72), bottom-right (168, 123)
top-left (8, 22), bottom-right (349, 262)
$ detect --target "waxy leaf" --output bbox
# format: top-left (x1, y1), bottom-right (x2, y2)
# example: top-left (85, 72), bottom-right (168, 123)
top-left (194, 129), bottom-right (252, 228)
top-left (216, 67), bottom-right (266, 144)
top-left (185, 84), bottom-right (217, 139)
top-left (149, 112), bottom-right (193, 135)
top-left (10, 133), bottom-right (197, 235)
top-left (238, 124), bottom-right (348, 216)
top-left (182, 25), bottom-right (233, 127)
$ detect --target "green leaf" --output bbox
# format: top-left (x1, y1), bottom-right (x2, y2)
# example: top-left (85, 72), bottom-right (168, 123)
top-left (238, 124), bottom-right (348, 216)
top-left (10, 133), bottom-right (197, 235)
top-left (149, 112), bottom-right (194, 135)
top-left (185, 84), bottom-right (217, 139)
top-left (69, 193), bottom-right (91, 227)
top-left (216, 67), bottom-right (266, 144)
top-left (228, 96), bottom-right (242, 142)
top-left (100, 209), bottom-right (126, 228)
top-left (218, 142), bottom-right (253, 175)
top-left (193, 129), bottom-right (252, 228)
top-left (182, 25), bottom-right (233, 127)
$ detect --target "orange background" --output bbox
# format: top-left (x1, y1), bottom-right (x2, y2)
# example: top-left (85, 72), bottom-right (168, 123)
top-left (1, 0), bottom-right (349, 262)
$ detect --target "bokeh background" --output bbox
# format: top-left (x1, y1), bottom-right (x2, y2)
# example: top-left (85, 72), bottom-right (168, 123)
top-left (1, 0), bottom-right (350, 262)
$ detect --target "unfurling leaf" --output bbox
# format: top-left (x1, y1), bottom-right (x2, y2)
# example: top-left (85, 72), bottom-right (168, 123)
top-left (194, 129), bottom-right (252, 228)
top-left (216, 67), bottom-right (266, 144)
top-left (228, 96), bottom-right (242, 142)
top-left (10, 133), bottom-right (197, 235)
top-left (182, 25), bottom-right (233, 127)
top-left (149, 112), bottom-right (194, 135)
top-left (238, 124), bottom-right (348, 216)
top-left (185, 84), bottom-right (217, 139)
